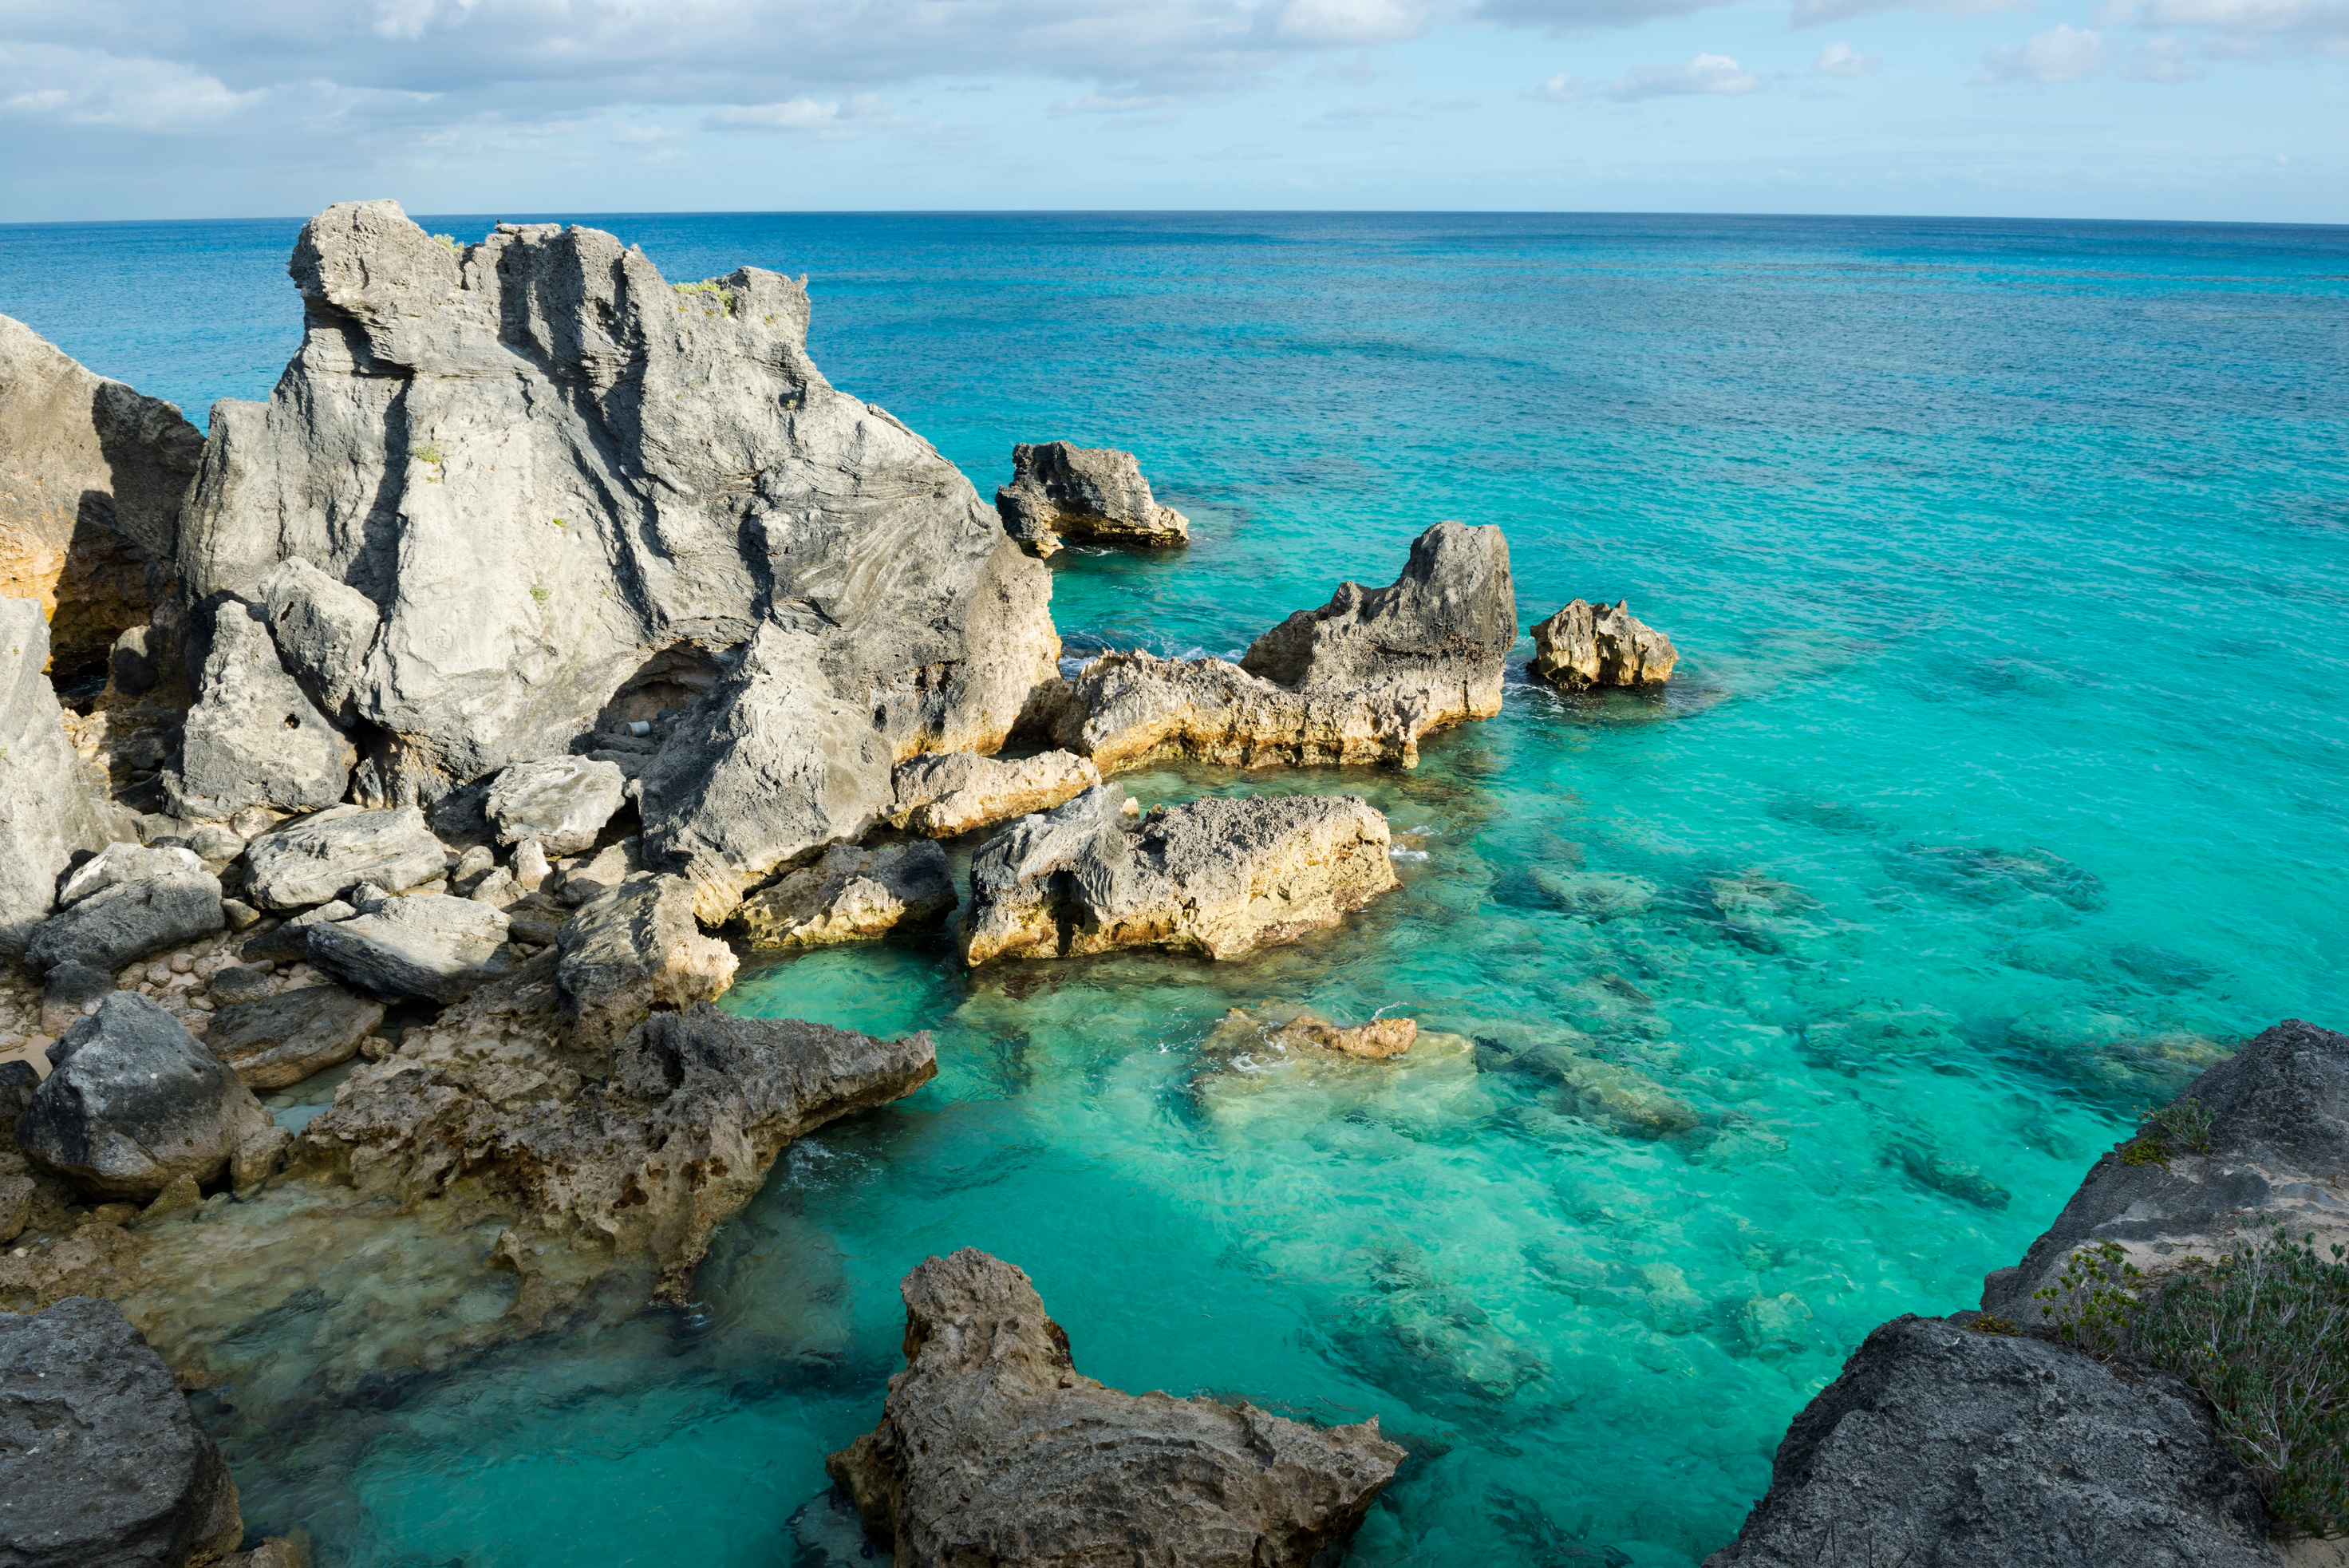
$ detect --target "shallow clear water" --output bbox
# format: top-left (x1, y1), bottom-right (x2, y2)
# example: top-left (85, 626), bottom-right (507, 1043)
top-left (6, 212), bottom-right (2347, 1565)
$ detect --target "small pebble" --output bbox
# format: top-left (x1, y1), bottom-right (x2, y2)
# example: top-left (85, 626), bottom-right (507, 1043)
top-left (145, 963), bottom-right (172, 985)
top-left (191, 994), bottom-right (215, 1012)
top-left (168, 953), bottom-right (194, 974)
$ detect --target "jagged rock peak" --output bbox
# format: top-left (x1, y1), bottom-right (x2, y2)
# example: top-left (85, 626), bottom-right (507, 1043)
top-left (1530, 598), bottom-right (1676, 691)
top-left (994, 441), bottom-right (1190, 556)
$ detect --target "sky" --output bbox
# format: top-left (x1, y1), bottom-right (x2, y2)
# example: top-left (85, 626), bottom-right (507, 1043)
top-left (0, 0), bottom-right (2343, 223)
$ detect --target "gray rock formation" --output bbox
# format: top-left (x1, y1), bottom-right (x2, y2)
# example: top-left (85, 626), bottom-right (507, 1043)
top-left (176, 201), bottom-right (1056, 887)
top-left (736, 841), bottom-right (954, 948)
top-left (555, 872), bottom-right (737, 1045)
top-left (308, 891), bottom-right (513, 1003)
top-left (1242, 520), bottom-right (1514, 697)
top-left (41, 958), bottom-right (117, 1034)
top-left (1982, 1017), bottom-right (2349, 1322)
top-left (827, 1247), bottom-right (1403, 1566)
top-left (1702, 1314), bottom-right (2276, 1568)
top-left (961, 784), bottom-right (1397, 966)
top-left (255, 554), bottom-right (378, 724)
top-left (1530, 598), bottom-right (1677, 692)
top-left (0, 1294), bottom-right (245, 1568)
top-left (889, 748), bottom-right (1100, 838)
top-left (993, 441), bottom-right (1189, 556)
top-left (57, 841), bottom-right (203, 907)
top-left (241, 804), bottom-right (446, 909)
top-left (23, 871), bottom-right (224, 978)
top-left (0, 598), bottom-right (116, 955)
top-left (555, 835), bottom-right (641, 907)
top-left (205, 984), bottom-right (386, 1088)
top-left (238, 900), bottom-right (353, 963)
top-left (484, 755), bottom-right (626, 854)
top-left (0, 314), bottom-right (205, 681)
top-left (164, 597), bottom-right (355, 820)
top-left (15, 992), bottom-right (274, 1199)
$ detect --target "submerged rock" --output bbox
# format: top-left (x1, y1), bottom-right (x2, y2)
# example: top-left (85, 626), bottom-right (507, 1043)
top-left (555, 872), bottom-right (737, 1045)
top-left (889, 748), bottom-right (1100, 838)
top-left (164, 597), bottom-right (356, 820)
top-left (1701, 1314), bottom-right (2275, 1568)
top-left (735, 841), bottom-right (955, 948)
top-left (241, 805), bottom-right (447, 910)
top-left (1529, 598), bottom-right (1676, 691)
top-left (1269, 1009), bottom-right (1418, 1060)
top-left (309, 891), bottom-right (512, 1003)
top-left (960, 785), bottom-right (1397, 966)
top-left (827, 1247), bottom-right (1403, 1566)
top-left (0, 598), bottom-right (116, 956)
top-left (484, 755), bottom-right (626, 855)
top-left (205, 984), bottom-right (385, 1088)
top-left (23, 871), bottom-right (224, 978)
top-left (0, 1294), bottom-right (245, 1568)
top-left (16, 992), bottom-right (275, 1199)
top-left (993, 440), bottom-right (1189, 556)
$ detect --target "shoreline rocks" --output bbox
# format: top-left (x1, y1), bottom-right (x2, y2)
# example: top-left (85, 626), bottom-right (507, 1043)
top-left (24, 869), bottom-right (225, 978)
top-left (961, 784), bottom-right (1397, 967)
top-left (241, 806), bottom-right (446, 910)
top-left (1530, 598), bottom-right (1676, 692)
top-left (306, 891), bottom-right (515, 1003)
top-left (889, 748), bottom-right (1099, 839)
top-left (1, 598), bottom-right (117, 956)
top-left (993, 441), bottom-right (1189, 556)
top-left (735, 841), bottom-right (954, 949)
top-left (203, 984), bottom-right (385, 1088)
top-left (484, 756), bottom-right (626, 855)
top-left (555, 873), bottom-right (737, 1045)
top-left (827, 1247), bottom-right (1403, 1566)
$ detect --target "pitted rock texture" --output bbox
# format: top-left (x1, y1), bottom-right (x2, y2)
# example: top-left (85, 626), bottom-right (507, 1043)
top-left (203, 983), bottom-right (385, 1088)
top-left (0, 598), bottom-right (116, 956)
top-left (0, 1295), bottom-right (246, 1568)
top-left (484, 755), bottom-right (626, 855)
top-left (736, 841), bottom-right (955, 948)
top-left (165, 598), bottom-right (356, 819)
top-left (0, 314), bottom-right (204, 682)
top-left (57, 843), bottom-right (204, 908)
top-left (300, 977), bottom-right (934, 1299)
top-left (24, 871), bottom-right (225, 978)
top-left (993, 441), bottom-right (1189, 556)
top-left (241, 805), bottom-right (447, 910)
top-left (255, 555), bottom-right (378, 725)
top-left (1530, 598), bottom-right (1677, 691)
top-left (176, 199), bottom-right (1056, 878)
top-left (827, 1247), bottom-right (1403, 1567)
top-left (890, 748), bottom-right (1101, 839)
top-left (307, 891), bottom-right (514, 1003)
top-left (555, 872), bottom-right (737, 1045)
top-left (1981, 1017), bottom-right (2349, 1321)
top-left (16, 992), bottom-right (274, 1200)
top-left (1702, 1314), bottom-right (2276, 1568)
top-left (961, 784), bottom-right (1397, 967)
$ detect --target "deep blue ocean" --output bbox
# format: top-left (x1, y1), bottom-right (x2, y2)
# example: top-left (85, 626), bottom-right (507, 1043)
top-left (4, 211), bottom-right (2347, 1566)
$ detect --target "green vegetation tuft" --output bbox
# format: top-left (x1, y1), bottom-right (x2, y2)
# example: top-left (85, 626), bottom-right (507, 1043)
top-left (432, 234), bottom-right (460, 254)
top-left (413, 443), bottom-right (444, 466)
top-left (671, 279), bottom-right (736, 314)
top-left (529, 584), bottom-right (551, 604)
top-left (2147, 1096), bottom-right (2217, 1154)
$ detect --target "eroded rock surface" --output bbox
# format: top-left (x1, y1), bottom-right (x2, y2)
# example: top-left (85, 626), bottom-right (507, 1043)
top-left (555, 872), bottom-right (736, 1045)
top-left (961, 785), bottom-right (1396, 966)
top-left (0, 1294), bottom-right (245, 1568)
top-left (736, 841), bottom-right (954, 948)
top-left (203, 984), bottom-right (385, 1088)
top-left (827, 1247), bottom-right (1403, 1567)
top-left (1701, 1314), bottom-right (2276, 1568)
top-left (0, 598), bottom-right (116, 955)
top-left (309, 891), bottom-right (512, 1003)
top-left (890, 748), bottom-right (1100, 838)
top-left (242, 805), bottom-right (446, 910)
top-left (1530, 598), bottom-right (1677, 691)
top-left (24, 871), bottom-right (224, 978)
top-left (57, 843), bottom-right (203, 908)
top-left (164, 598), bottom-right (354, 820)
top-left (484, 756), bottom-right (626, 855)
top-left (993, 441), bottom-right (1189, 556)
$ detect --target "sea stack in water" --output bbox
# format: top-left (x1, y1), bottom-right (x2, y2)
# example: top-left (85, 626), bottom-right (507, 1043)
top-left (994, 440), bottom-right (1189, 556)
top-left (961, 784), bottom-right (1397, 966)
top-left (1530, 598), bottom-right (1676, 691)
top-left (827, 1248), bottom-right (1403, 1566)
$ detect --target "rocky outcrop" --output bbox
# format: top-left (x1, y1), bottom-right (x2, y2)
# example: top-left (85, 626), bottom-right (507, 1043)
top-left (176, 200), bottom-right (1056, 888)
top-left (961, 785), bottom-right (1396, 966)
top-left (1032, 523), bottom-right (1514, 772)
top-left (57, 843), bottom-right (203, 908)
top-left (203, 983), bottom-right (385, 1088)
top-left (555, 873), bottom-right (736, 1045)
top-left (300, 981), bottom-right (935, 1297)
top-left (0, 1294), bottom-right (246, 1568)
top-left (889, 748), bottom-right (1100, 838)
top-left (164, 597), bottom-right (354, 820)
top-left (1702, 1314), bottom-right (2276, 1568)
top-left (15, 992), bottom-right (275, 1199)
top-left (827, 1247), bottom-right (1403, 1566)
top-left (23, 871), bottom-right (224, 978)
top-left (0, 314), bottom-right (204, 682)
top-left (240, 805), bottom-right (446, 910)
top-left (1530, 598), bottom-right (1676, 691)
top-left (1982, 1017), bottom-right (2349, 1322)
top-left (993, 441), bottom-right (1189, 556)
top-left (736, 841), bottom-right (954, 948)
top-left (307, 891), bottom-right (514, 1003)
top-left (484, 755), bottom-right (626, 855)
top-left (0, 598), bottom-right (116, 955)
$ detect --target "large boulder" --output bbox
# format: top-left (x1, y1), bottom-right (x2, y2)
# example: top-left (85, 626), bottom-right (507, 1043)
top-left (1982, 1017), bottom-right (2349, 1321)
top-left (0, 1295), bottom-right (245, 1568)
top-left (164, 597), bottom-right (355, 819)
top-left (484, 755), bottom-right (626, 854)
top-left (1530, 598), bottom-right (1676, 691)
top-left (15, 991), bottom-right (274, 1199)
top-left (307, 891), bottom-right (513, 1003)
top-left (555, 872), bottom-right (737, 1045)
top-left (993, 440), bottom-right (1189, 556)
top-left (241, 804), bottom-right (446, 910)
top-left (890, 748), bottom-right (1101, 838)
top-left (22, 871), bottom-right (224, 978)
top-left (827, 1248), bottom-right (1403, 1566)
top-left (57, 842), bottom-right (204, 907)
top-left (204, 983), bottom-right (385, 1088)
top-left (1701, 1314), bottom-right (2275, 1568)
top-left (961, 784), bottom-right (1397, 966)
top-left (0, 598), bottom-right (116, 955)
top-left (736, 840), bottom-right (955, 948)
top-left (0, 314), bottom-right (204, 682)
top-left (176, 201), bottom-right (1057, 865)
top-left (254, 554), bottom-right (379, 724)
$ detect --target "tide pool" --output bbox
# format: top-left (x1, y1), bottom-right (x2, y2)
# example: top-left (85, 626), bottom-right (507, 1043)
top-left (4, 211), bottom-right (2345, 1565)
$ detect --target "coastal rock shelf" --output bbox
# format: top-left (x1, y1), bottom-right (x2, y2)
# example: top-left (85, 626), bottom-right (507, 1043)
top-left (994, 440), bottom-right (1190, 556)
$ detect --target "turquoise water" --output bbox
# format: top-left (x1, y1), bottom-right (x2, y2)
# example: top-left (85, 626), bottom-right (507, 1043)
top-left (6, 213), bottom-right (2348, 1565)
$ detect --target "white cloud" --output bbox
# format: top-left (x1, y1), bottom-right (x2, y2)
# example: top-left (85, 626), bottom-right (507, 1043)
top-left (1976, 22), bottom-right (2117, 79)
top-left (1814, 39), bottom-right (1883, 71)
top-left (1538, 50), bottom-right (1767, 98)
top-left (0, 43), bottom-right (265, 128)
top-left (2119, 32), bottom-right (2209, 73)
top-left (1790, 0), bottom-right (2027, 26)
top-left (1271, 0), bottom-right (1428, 44)
top-left (707, 97), bottom-right (843, 132)
top-left (2129, 0), bottom-right (2349, 51)
top-left (1481, 0), bottom-right (1738, 30)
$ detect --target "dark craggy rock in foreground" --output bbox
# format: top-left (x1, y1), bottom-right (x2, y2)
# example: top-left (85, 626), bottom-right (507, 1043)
top-left (827, 1247), bottom-right (1403, 1568)
top-left (1702, 1313), bottom-right (2276, 1568)
top-left (0, 1294), bottom-right (245, 1568)
top-left (993, 440), bottom-right (1190, 556)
